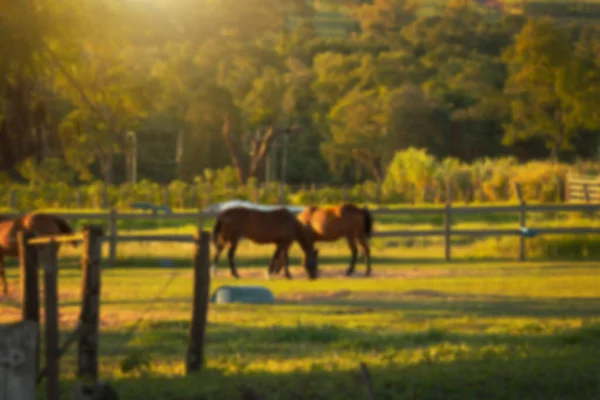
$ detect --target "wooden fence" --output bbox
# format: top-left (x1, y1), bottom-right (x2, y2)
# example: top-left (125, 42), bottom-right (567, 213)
top-left (1, 226), bottom-right (212, 399)
top-left (1, 188), bottom-right (600, 265)
top-left (566, 174), bottom-right (600, 203)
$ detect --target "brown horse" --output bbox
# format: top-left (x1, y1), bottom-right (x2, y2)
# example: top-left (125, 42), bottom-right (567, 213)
top-left (0, 212), bottom-right (78, 295)
top-left (274, 203), bottom-right (373, 277)
top-left (211, 206), bottom-right (319, 280)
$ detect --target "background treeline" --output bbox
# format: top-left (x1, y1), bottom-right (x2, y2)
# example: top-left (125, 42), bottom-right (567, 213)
top-left (2, 149), bottom-right (600, 210)
top-left (2, 0), bottom-right (600, 190)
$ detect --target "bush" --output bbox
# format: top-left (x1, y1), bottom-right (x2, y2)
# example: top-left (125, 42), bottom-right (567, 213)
top-left (0, 153), bottom-right (597, 210)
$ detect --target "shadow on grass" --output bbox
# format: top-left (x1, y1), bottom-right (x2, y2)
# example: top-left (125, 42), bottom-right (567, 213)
top-left (53, 322), bottom-right (600, 400)
top-left (279, 294), bottom-right (600, 319)
top-left (91, 291), bottom-right (600, 320)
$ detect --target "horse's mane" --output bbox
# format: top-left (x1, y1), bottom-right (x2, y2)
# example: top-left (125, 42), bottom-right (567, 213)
top-left (292, 218), bottom-right (314, 253)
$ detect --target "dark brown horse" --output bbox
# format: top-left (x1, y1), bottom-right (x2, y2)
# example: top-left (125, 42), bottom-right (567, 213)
top-left (211, 206), bottom-right (319, 280)
top-left (0, 212), bottom-right (78, 295)
top-left (274, 203), bottom-right (373, 277)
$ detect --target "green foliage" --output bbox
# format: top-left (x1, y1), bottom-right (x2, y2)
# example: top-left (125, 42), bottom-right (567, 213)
top-left (1, 154), bottom-right (599, 210)
top-left (4, 0), bottom-right (600, 193)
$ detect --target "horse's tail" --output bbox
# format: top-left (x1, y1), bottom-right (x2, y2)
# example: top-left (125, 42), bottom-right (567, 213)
top-left (211, 215), bottom-right (223, 246)
top-left (361, 206), bottom-right (373, 239)
top-left (49, 215), bottom-right (79, 248)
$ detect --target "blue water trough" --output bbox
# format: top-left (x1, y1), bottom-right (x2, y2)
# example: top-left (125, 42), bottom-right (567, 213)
top-left (210, 285), bottom-right (275, 304)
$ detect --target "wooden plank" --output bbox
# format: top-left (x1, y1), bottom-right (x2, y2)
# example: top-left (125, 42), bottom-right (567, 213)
top-left (186, 230), bottom-right (211, 374)
top-left (78, 225), bottom-right (103, 379)
top-left (451, 228), bottom-right (520, 236)
top-left (110, 234), bottom-right (196, 243)
top-left (0, 321), bottom-right (38, 400)
top-left (28, 233), bottom-right (84, 246)
top-left (372, 230), bottom-right (445, 238)
top-left (41, 241), bottom-right (60, 400)
top-left (4, 202), bottom-right (600, 225)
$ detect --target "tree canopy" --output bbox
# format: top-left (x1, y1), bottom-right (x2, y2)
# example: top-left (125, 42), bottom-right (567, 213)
top-left (1, 0), bottom-right (599, 185)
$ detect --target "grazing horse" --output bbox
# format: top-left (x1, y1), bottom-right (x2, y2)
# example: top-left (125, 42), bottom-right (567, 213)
top-left (273, 203), bottom-right (373, 277)
top-left (0, 213), bottom-right (78, 295)
top-left (211, 206), bottom-right (319, 280)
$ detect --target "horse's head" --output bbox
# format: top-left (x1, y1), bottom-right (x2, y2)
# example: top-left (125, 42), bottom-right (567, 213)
top-left (302, 248), bottom-right (319, 280)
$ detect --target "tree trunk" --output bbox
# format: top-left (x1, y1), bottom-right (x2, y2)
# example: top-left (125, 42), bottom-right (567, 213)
top-left (100, 149), bottom-right (114, 185)
top-left (221, 116), bottom-right (248, 184)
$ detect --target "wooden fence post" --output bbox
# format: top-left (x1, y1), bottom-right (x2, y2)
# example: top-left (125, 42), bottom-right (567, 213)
top-left (78, 225), bottom-right (104, 379)
top-left (515, 183), bottom-right (526, 261)
top-left (108, 208), bottom-right (118, 267)
top-left (444, 183), bottom-right (453, 262)
top-left (42, 240), bottom-right (60, 400)
top-left (186, 230), bottom-right (211, 374)
top-left (18, 231), bottom-right (40, 373)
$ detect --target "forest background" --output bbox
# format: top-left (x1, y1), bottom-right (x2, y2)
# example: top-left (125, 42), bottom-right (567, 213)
top-left (3, 0), bottom-right (600, 207)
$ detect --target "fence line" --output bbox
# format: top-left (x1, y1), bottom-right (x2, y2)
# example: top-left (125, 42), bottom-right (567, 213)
top-left (2, 197), bottom-right (599, 264)
top-left (7, 225), bottom-right (212, 398)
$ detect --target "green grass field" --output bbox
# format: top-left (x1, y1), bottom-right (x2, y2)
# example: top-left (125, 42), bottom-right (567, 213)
top-left (1, 207), bottom-right (600, 399)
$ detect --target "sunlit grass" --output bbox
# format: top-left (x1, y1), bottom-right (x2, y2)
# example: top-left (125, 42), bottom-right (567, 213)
top-left (1, 206), bottom-right (600, 398)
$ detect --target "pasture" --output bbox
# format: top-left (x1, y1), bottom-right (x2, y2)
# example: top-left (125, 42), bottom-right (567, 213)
top-left (1, 207), bottom-right (600, 399)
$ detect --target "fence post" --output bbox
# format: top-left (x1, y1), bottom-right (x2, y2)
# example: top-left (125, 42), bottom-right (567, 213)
top-left (514, 183), bottom-right (526, 261)
top-left (18, 231), bottom-right (40, 374)
top-left (583, 183), bottom-right (591, 203)
top-left (42, 240), bottom-right (60, 400)
top-left (108, 208), bottom-right (118, 267)
top-left (78, 225), bottom-right (104, 379)
top-left (186, 230), bottom-right (211, 374)
top-left (444, 183), bottom-right (453, 262)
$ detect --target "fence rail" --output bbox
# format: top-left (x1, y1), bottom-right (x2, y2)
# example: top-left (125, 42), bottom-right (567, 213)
top-left (2, 202), bottom-right (600, 221)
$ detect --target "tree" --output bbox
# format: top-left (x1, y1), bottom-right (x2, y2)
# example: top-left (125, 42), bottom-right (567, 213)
top-left (503, 18), bottom-right (600, 161)
top-left (326, 88), bottom-right (389, 182)
top-left (52, 1), bottom-right (155, 183)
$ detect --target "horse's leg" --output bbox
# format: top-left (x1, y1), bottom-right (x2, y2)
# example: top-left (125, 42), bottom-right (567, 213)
top-left (266, 244), bottom-right (281, 279)
top-left (227, 239), bottom-right (240, 279)
top-left (280, 242), bottom-right (293, 280)
top-left (212, 242), bottom-right (226, 277)
top-left (357, 235), bottom-right (372, 277)
top-left (345, 235), bottom-right (358, 277)
top-left (0, 252), bottom-right (6, 295)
